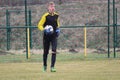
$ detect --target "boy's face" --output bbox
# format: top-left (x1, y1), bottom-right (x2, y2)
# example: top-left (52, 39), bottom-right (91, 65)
top-left (48, 3), bottom-right (55, 14)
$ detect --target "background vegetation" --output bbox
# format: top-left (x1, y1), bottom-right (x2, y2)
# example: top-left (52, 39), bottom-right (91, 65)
top-left (0, 0), bottom-right (120, 53)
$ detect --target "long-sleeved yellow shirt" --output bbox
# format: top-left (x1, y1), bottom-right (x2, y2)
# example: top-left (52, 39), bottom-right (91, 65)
top-left (38, 12), bottom-right (60, 31)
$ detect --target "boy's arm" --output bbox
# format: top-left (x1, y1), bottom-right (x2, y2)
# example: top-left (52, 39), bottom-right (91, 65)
top-left (57, 17), bottom-right (60, 28)
top-left (37, 13), bottom-right (47, 31)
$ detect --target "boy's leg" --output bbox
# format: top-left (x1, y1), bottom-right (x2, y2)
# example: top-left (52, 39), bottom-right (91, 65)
top-left (51, 37), bottom-right (57, 68)
top-left (43, 36), bottom-right (50, 70)
top-left (51, 53), bottom-right (57, 72)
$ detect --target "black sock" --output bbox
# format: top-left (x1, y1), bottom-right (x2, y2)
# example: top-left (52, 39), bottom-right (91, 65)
top-left (51, 54), bottom-right (56, 67)
top-left (43, 53), bottom-right (48, 66)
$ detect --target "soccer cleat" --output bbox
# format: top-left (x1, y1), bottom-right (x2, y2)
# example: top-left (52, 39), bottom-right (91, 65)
top-left (51, 67), bottom-right (56, 72)
top-left (42, 66), bottom-right (47, 72)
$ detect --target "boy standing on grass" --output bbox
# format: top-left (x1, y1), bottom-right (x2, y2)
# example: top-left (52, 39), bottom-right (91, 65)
top-left (38, 2), bottom-right (60, 72)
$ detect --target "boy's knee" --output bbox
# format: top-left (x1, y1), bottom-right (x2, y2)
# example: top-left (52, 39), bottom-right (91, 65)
top-left (52, 50), bottom-right (56, 54)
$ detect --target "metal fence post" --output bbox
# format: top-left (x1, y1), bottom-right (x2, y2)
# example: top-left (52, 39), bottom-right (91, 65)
top-left (29, 10), bottom-right (32, 49)
top-left (108, 0), bottom-right (110, 58)
top-left (115, 8), bottom-right (118, 48)
top-left (6, 10), bottom-right (11, 50)
top-left (25, 0), bottom-right (29, 59)
top-left (113, 0), bottom-right (116, 58)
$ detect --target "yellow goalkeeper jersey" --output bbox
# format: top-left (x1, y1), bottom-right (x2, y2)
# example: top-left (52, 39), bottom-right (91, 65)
top-left (38, 12), bottom-right (60, 31)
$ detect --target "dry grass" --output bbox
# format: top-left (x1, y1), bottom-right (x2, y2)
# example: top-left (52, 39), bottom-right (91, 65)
top-left (0, 59), bottom-right (120, 80)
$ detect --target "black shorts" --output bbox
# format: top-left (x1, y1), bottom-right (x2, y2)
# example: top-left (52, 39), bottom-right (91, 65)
top-left (43, 33), bottom-right (57, 54)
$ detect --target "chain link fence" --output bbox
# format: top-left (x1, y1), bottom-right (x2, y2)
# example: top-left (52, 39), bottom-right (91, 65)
top-left (0, 0), bottom-right (120, 62)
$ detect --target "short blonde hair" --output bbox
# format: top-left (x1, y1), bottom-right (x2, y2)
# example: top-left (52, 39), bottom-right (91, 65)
top-left (48, 1), bottom-right (55, 6)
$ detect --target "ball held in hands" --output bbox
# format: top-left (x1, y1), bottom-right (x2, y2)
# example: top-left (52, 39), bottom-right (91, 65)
top-left (44, 25), bottom-right (53, 35)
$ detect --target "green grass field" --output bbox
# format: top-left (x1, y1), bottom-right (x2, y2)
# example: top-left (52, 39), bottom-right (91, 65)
top-left (0, 53), bottom-right (120, 80)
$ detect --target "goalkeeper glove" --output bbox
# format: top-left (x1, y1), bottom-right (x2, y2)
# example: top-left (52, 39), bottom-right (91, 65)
top-left (56, 28), bottom-right (60, 37)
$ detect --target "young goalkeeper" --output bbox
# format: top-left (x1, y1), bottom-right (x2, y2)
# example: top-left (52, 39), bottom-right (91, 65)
top-left (37, 2), bottom-right (60, 72)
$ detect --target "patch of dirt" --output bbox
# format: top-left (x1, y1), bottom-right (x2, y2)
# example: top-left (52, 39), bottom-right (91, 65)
top-left (0, 50), bottom-right (14, 55)
top-left (1, 48), bottom-right (117, 55)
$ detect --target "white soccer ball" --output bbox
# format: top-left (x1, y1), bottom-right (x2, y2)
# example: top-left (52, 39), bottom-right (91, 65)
top-left (45, 25), bottom-right (53, 32)
top-left (49, 26), bottom-right (53, 32)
